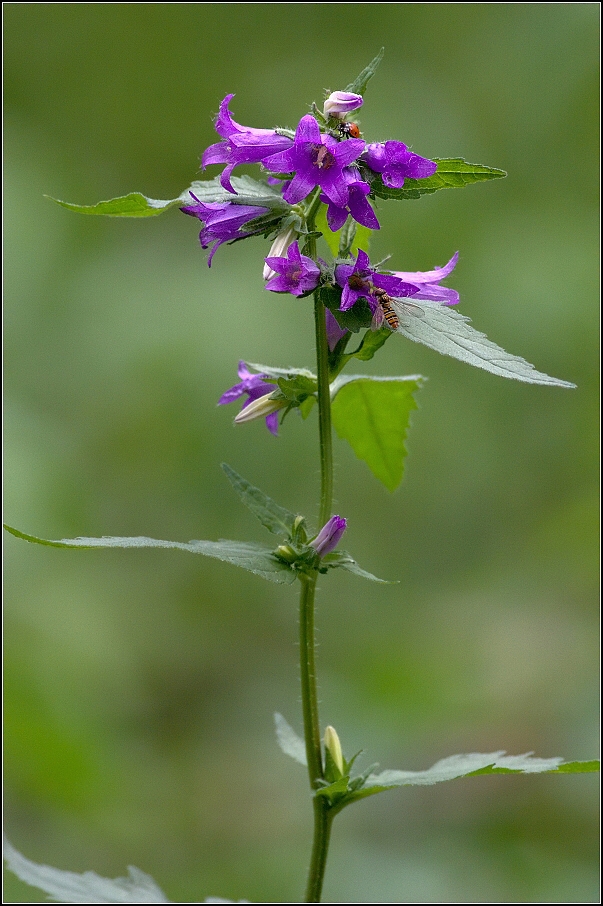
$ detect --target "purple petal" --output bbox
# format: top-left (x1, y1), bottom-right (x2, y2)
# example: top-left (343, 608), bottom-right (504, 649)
top-left (392, 252), bottom-right (459, 283)
top-left (295, 114), bottom-right (321, 143)
top-left (333, 138), bottom-right (366, 168)
top-left (283, 170), bottom-right (318, 204)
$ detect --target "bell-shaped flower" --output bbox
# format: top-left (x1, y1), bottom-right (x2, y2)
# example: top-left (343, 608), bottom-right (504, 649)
top-left (310, 515), bottom-right (347, 557)
top-left (181, 194), bottom-right (269, 266)
top-left (335, 249), bottom-right (419, 312)
top-left (390, 252), bottom-right (460, 305)
top-left (320, 168), bottom-right (380, 231)
top-left (264, 240), bottom-right (321, 297)
top-left (218, 362), bottom-right (282, 435)
top-left (262, 115), bottom-right (365, 207)
top-left (362, 141), bottom-right (437, 189)
top-left (202, 94), bottom-right (294, 193)
top-left (323, 91), bottom-right (363, 118)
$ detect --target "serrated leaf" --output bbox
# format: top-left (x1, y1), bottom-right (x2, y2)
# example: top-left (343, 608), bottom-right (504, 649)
top-left (3, 836), bottom-right (249, 904)
top-left (323, 551), bottom-right (395, 584)
top-left (331, 375), bottom-right (424, 491)
top-left (221, 463), bottom-right (299, 538)
top-left (395, 303), bottom-right (576, 387)
top-left (361, 752), bottom-right (600, 792)
top-left (368, 158), bottom-right (506, 201)
top-left (3, 835), bottom-right (171, 904)
top-left (274, 713), bottom-right (307, 766)
top-left (3, 525), bottom-right (296, 585)
top-left (245, 362), bottom-right (317, 383)
top-left (46, 192), bottom-right (188, 217)
top-left (48, 175), bottom-right (285, 218)
top-left (345, 48), bottom-right (385, 95)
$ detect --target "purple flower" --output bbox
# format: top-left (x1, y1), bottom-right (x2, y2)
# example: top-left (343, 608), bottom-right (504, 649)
top-left (181, 193), bottom-right (269, 266)
top-left (202, 94), bottom-right (294, 193)
top-left (334, 249), bottom-right (419, 312)
top-left (310, 515), bottom-right (347, 557)
top-left (390, 252), bottom-right (460, 305)
top-left (362, 141), bottom-right (437, 189)
top-left (264, 240), bottom-right (321, 296)
top-left (262, 115), bottom-right (365, 207)
top-left (218, 362), bottom-right (281, 436)
top-left (323, 91), bottom-right (363, 118)
top-left (325, 308), bottom-right (349, 351)
top-left (320, 168), bottom-right (380, 231)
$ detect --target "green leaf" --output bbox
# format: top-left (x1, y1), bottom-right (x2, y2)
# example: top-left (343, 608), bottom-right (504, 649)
top-left (274, 713), bottom-right (307, 766)
top-left (367, 158), bottom-right (507, 201)
top-left (220, 463), bottom-right (300, 538)
top-left (331, 375), bottom-right (424, 491)
top-left (322, 551), bottom-right (395, 584)
top-left (46, 192), bottom-right (187, 217)
top-left (3, 525), bottom-right (296, 585)
top-left (276, 374), bottom-right (318, 404)
top-left (47, 175), bottom-right (285, 218)
top-left (359, 752), bottom-right (600, 795)
top-left (347, 327), bottom-right (392, 362)
top-left (319, 285), bottom-right (372, 333)
top-left (245, 362), bottom-right (317, 383)
top-left (395, 302), bottom-right (576, 387)
top-left (3, 837), bottom-right (172, 905)
top-left (345, 48), bottom-right (385, 95)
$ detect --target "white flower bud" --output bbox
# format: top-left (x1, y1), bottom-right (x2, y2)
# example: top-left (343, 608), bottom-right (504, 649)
top-left (234, 393), bottom-right (285, 425)
top-left (324, 725), bottom-right (344, 776)
top-left (263, 225), bottom-right (298, 280)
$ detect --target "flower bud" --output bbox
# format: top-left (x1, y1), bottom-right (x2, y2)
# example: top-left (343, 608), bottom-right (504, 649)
top-left (263, 225), bottom-right (298, 280)
top-left (234, 393), bottom-right (286, 425)
top-left (310, 515), bottom-right (347, 557)
top-left (324, 725), bottom-right (344, 776)
top-left (323, 91), bottom-right (363, 119)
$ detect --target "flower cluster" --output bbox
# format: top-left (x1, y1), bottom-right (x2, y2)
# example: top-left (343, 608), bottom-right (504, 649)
top-left (185, 89), bottom-right (460, 432)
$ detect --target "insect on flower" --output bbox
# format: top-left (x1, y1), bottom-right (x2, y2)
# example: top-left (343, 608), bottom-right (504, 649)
top-left (371, 287), bottom-right (424, 331)
top-left (339, 122), bottom-right (362, 139)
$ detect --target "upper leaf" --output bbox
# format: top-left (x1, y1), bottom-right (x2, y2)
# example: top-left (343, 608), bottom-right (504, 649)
top-left (345, 48), bottom-right (385, 96)
top-left (395, 302), bottom-right (576, 387)
top-left (367, 158), bottom-right (506, 201)
top-left (221, 463), bottom-right (300, 538)
top-left (331, 375), bottom-right (424, 491)
top-left (322, 551), bottom-right (395, 584)
top-left (47, 175), bottom-right (284, 217)
top-left (3, 525), bottom-right (297, 585)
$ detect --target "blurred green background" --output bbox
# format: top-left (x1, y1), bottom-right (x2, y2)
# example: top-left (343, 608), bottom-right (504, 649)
top-left (4, 4), bottom-right (599, 903)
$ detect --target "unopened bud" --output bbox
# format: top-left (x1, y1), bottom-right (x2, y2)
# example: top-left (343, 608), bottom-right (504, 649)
top-left (324, 725), bottom-right (344, 775)
top-left (234, 393), bottom-right (286, 425)
top-left (310, 515), bottom-right (347, 557)
top-left (263, 225), bottom-right (298, 280)
top-left (323, 91), bottom-right (363, 119)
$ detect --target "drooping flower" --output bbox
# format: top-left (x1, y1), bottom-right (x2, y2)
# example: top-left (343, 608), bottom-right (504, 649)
top-left (218, 362), bottom-right (282, 435)
top-left (310, 515), bottom-right (347, 557)
top-left (181, 194), bottom-right (270, 266)
top-left (262, 115), bottom-right (365, 207)
top-left (390, 252), bottom-right (460, 305)
top-left (334, 249), bottom-right (419, 312)
top-left (264, 240), bottom-right (321, 296)
top-left (323, 91), bottom-right (363, 118)
top-left (202, 94), bottom-right (294, 193)
top-left (320, 168), bottom-right (380, 231)
top-left (362, 141), bottom-right (437, 189)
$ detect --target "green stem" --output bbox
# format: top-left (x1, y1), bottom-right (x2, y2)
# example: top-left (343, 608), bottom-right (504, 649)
top-left (305, 798), bottom-right (334, 903)
top-left (298, 572), bottom-right (322, 787)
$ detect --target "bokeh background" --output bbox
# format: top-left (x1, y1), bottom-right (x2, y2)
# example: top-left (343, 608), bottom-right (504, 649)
top-left (4, 4), bottom-right (599, 903)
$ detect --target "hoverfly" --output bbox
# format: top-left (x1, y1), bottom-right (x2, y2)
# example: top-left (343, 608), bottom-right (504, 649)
top-left (371, 286), bottom-right (424, 331)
